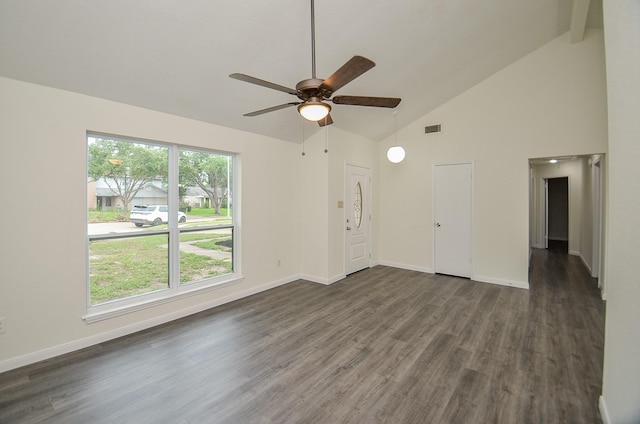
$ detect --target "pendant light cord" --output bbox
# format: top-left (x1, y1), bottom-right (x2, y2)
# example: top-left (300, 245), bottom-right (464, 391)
top-left (393, 110), bottom-right (398, 146)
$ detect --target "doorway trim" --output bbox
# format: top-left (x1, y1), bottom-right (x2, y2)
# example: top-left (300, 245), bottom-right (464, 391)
top-left (344, 163), bottom-right (372, 275)
top-left (591, 156), bottom-right (602, 279)
top-left (534, 174), bottom-right (571, 251)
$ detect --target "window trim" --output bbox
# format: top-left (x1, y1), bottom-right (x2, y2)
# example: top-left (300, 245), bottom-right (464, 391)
top-left (83, 273), bottom-right (244, 324)
top-left (85, 132), bottom-right (239, 321)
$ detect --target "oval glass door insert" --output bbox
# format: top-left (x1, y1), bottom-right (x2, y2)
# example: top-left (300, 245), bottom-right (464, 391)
top-left (354, 182), bottom-right (363, 229)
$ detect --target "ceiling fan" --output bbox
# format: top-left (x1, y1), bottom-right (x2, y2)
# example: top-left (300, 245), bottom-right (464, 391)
top-left (229, 0), bottom-right (401, 126)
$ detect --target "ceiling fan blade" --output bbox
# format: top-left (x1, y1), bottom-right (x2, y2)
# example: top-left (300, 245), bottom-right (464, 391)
top-left (332, 95), bottom-right (401, 108)
top-left (229, 73), bottom-right (297, 95)
top-left (243, 102), bottom-right (300, 117)
top-left (319, 56), bottom-right (376, 96)
top-left (317, 113), bottom-right (334, 127)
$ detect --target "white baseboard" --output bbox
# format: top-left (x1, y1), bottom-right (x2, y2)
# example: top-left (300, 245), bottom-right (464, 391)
top-left (377, 260), bottom-right (434, 274)
top-left (577, 252), bottom-right (593, 273)
top-left (377, 262), bottom-right (529, 290)
top-left (599, 396), bottom-right (611, 424)
top-left (0, 276), bottom-right (298, 374)
top-left (473, 275), bottom-right (530, 290)
top-left (300, 273), bottom-right (345, 285)
top-left (327, 273), bottom-right (346, 284)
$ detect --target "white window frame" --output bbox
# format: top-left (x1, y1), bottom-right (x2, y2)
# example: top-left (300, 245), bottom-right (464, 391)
top-left (84, 132), bottom-right (242, 323)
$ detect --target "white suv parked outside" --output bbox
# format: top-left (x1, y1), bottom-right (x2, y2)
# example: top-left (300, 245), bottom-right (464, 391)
top-left (130, 205), bottom-right (187, 227)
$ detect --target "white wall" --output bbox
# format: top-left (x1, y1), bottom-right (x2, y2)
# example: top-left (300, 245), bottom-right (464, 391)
top-left (299, 128), bottom-right (330, 282)
top-left (299, 125), bottom-right (379, 283)
top-left (600, 0), bottom-right (640, 422)
top-left (0, 76), bottom-right (303, 369)
top-left (378, 29), bottom-right (608, 288)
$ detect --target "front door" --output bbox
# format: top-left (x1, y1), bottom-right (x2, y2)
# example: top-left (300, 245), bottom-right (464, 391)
top-left (434, 163), bottom-right (472, 278)
top-left (345, 164), bottom-right (371, 275)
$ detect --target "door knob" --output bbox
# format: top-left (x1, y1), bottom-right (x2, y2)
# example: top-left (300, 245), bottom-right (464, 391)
top-left (346, 226), bottom-right (352, 230)
top-left (435, 222), bottom-right (441, 227)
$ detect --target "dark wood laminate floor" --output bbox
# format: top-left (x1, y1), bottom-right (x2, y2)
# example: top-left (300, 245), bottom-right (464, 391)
top-left (0, 246), bottom-right (605, 424)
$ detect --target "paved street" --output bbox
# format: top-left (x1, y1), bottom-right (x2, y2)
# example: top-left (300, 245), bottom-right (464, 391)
top-left (88, 221), bottom-right (145, 236)
top-left (88, 217), bottom-right (223, 236)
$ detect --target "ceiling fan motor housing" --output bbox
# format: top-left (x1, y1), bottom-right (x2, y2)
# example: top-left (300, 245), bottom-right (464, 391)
top-left (296, 78), bottom-right (326, 100)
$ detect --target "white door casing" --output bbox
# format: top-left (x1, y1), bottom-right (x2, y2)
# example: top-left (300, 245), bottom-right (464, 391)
top-left (434, 163), bottom-right (473, 278)
top-left (592, 158), bottom-right (602, 279)
top-left (345, 164), bottom-right (371, 275)
top-left (545, 179), bottom-right (549, 249)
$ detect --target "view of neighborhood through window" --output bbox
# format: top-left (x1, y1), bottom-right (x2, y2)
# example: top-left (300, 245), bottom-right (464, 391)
top-left (87, 134), bottom-right (235, 306)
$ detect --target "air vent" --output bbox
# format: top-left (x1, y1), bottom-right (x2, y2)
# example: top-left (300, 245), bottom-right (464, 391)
top-left (425, 124), bottom-right (441, 134)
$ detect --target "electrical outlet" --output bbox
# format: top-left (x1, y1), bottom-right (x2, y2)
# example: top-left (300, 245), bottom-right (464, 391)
top-left (0, 317), bottom-right (5, 334)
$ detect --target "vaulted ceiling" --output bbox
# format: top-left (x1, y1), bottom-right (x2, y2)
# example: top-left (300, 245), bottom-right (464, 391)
top-left (0, 0), bottom-right (602, 143)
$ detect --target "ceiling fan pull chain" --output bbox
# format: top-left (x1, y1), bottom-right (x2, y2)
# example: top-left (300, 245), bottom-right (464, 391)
top-left (301, 120), bottom-right (306, 156)
top-left (325, 119), bottom-right (329, 153)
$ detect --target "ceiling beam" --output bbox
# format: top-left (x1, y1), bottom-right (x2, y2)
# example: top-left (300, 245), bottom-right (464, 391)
top-left (569, 0), bottom-right (591, 43)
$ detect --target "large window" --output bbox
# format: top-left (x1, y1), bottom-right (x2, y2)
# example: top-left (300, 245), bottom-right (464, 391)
top-left (87, 133), bottom-right (236, 309)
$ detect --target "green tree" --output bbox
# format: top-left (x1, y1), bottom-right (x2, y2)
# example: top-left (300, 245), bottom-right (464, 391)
top-left (88, 139), bottom-right (168, 212)
top-left (180, 151), bottom-right (230, 214)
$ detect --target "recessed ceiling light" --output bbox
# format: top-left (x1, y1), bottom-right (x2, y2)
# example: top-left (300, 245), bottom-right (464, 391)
top-left (549, 159), bottom-right (558, 164)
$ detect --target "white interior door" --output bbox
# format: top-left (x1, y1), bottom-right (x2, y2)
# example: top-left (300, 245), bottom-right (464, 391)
top-left (345, 164), bottom-right (371, 275)
top-left (434, 163), bottom-right (472, 278)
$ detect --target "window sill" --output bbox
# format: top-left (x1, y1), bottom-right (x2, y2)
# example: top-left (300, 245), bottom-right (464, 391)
top-left (83, 275), bottom-right (244, 324)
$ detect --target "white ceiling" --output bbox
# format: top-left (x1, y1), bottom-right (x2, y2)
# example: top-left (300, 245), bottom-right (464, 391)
top-left (0, 0), bottom-right (602, 143)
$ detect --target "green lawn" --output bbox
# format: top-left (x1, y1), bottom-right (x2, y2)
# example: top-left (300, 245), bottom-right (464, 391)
top-left (88, 209), bottom-right (129, 223)
top-left (89, 232), bottom-right (232, 304)
top-left (189, 207), bottom-right (231, 217)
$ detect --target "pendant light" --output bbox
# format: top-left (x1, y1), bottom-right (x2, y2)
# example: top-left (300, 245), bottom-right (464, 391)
top-left (387, 111), bottom-right (405, 163)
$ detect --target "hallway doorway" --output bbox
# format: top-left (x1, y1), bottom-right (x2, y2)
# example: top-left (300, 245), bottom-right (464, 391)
top-left (528, 155), bottom-right (605, 294)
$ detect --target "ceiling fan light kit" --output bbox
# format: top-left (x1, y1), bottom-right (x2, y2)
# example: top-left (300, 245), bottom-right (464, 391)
top-left (229, 0), bottom-right (401, 126)
top-left (298, 98), bottom-right (331, 121)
